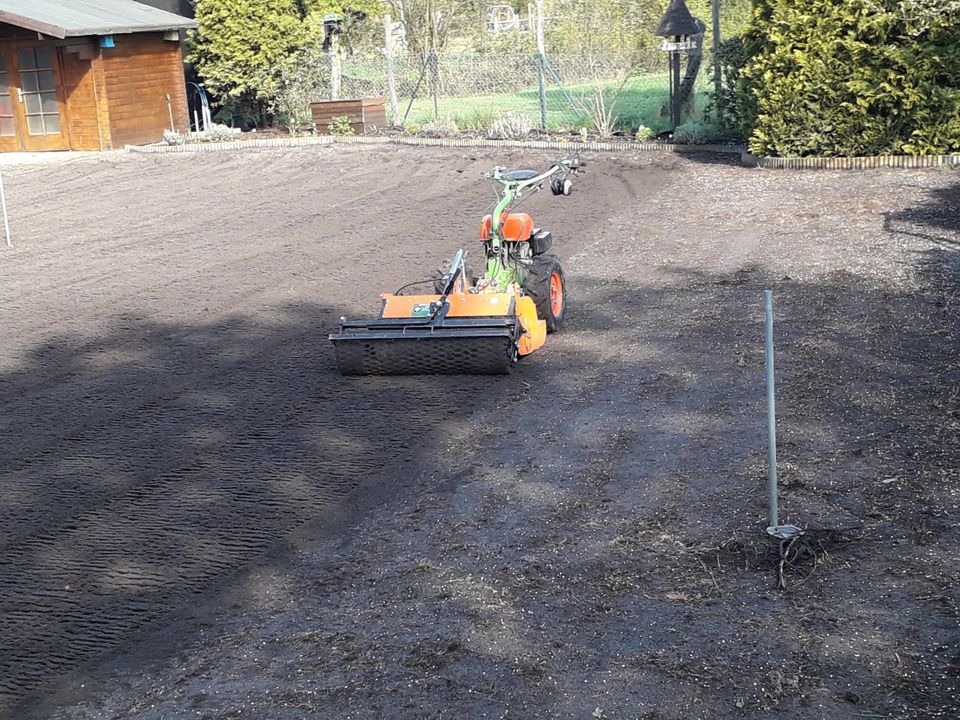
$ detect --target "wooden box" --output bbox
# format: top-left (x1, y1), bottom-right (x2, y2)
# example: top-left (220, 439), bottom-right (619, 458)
top-left (310, 98), bottom-right (387, 134)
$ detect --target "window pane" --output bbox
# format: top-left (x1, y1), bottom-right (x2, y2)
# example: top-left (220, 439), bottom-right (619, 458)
top-left (0, 96), bottom-right (10, 115)
top-left (40, 91), bottom-right (57, 113)
top-left (27, 114), bottom-right (43, 134)
top-left (43, 114), bottom-right (60, 134)
top-left (0, 117), bottom-right (12, 136)
top-left (34, 48), bottom-right (52, 69)
top-left (0, 56), bottom-right (6, 72)
top-left (24, 93), bottom-right (40, 114)
top-left (37, 70), bottom-right (54, 92)
top-left (18, 49), bottom-right (36, 71)
top-left (21, 72), bottom-right (38, 92)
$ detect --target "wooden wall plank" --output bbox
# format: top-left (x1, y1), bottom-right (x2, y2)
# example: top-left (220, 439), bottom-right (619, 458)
top-left (61, 46), bottom-right (104, 151)
top-left (101, 33), bottom-right (188, 147)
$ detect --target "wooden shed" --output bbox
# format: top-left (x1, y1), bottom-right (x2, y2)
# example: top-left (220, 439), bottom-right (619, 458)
top-left (0, 0), bottom-right (196, 152)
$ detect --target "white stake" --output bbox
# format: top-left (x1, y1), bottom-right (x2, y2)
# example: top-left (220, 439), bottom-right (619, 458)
top-left (0, 166), bottom-right (11, 249)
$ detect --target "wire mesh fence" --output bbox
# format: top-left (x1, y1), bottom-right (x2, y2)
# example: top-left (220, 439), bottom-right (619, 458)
top-left (314, 49), bottom-right (714, 135)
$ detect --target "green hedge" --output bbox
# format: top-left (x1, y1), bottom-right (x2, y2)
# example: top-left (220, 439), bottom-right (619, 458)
top-left (740, 0), bottom-right (960, 157)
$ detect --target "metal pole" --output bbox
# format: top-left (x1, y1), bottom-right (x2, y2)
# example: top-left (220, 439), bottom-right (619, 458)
top-left (535, 0), bottom-right (547, 131)
top-left (0, 166), bottom-right (11, 249)
top-left (670, 50), bottom-right (681, 129)
top-left (711, 0), bottom-right (721, 110)
top-left (764, 289), bottom-right (778, 528)
top-left (429, 0), bottom-right (439, 119)
top-left (384, 14), bottom-right (400, 126)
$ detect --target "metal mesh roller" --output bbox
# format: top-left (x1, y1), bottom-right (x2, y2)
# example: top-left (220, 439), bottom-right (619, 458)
top-left (333, 335), bottom-right (517, 375)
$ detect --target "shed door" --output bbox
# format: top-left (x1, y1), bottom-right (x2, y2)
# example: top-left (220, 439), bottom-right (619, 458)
top-left (0, 54), bottom-right (19, 153)
top-left (13, 46), bottom-right (69, 152)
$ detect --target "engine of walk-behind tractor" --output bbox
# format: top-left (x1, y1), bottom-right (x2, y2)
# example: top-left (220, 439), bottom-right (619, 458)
top-left (329, 154), bottom-right (584, 375)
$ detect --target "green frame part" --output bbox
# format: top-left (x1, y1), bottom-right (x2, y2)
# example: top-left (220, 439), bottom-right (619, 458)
top-left (484, 166), bottom-right (562, 291)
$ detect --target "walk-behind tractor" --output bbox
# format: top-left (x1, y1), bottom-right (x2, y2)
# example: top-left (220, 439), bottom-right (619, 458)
top-left (329, 154), bottom-right (585, 375)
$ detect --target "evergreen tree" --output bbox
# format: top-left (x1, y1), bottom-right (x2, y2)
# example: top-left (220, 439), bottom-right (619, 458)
top-left (742, 0), bottom-right (960, 156)
top-left (189, 0), bottom-right (308, 117)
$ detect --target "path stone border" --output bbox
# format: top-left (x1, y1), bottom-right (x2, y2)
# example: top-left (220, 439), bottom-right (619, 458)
top-left (741, 149), bottom-right (960, 170)
top-left (125, 134), bottom-right (743, 156)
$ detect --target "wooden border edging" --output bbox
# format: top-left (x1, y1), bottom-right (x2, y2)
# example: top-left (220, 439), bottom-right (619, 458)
top-left (125, 135), bottom-right (744, 156)
top-left (741, 149), bottom-right (960, 170)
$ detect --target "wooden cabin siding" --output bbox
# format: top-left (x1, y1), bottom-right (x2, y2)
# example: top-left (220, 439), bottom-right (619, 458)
top-left (101, 33), bottom-right (188, 147)
top-left (61, 47), bottom-right (109, 151)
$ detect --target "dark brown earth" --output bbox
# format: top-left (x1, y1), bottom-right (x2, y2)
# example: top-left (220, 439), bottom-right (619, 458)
top-left (0, 146), bottom-right (956, 719)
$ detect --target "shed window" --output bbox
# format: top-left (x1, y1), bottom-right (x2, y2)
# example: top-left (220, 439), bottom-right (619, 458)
top-left (0, 56), bottom-right (11, 136)
top-left (18, 48), bottom-right (60, 136)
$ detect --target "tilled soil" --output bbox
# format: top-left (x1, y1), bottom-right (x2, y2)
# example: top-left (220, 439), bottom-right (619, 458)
top-left (1, 146), bottom-right (957, 719)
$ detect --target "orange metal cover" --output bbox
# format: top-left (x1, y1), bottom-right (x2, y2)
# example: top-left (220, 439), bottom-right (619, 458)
top-left (380, 293), bottom-right (515, 318)
top-left (480, 213), bottom-right (534, 242)
top-left (516, 295), bottom-right (546, 355)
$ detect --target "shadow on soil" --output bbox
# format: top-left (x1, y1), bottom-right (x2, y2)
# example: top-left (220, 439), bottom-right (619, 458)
top-left (7, 192), bottom-right (960, 718)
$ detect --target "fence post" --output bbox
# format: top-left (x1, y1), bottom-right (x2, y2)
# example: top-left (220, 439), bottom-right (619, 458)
top-left (535, 0), bottom-right (547, 130)
top-left (384, 14), bottom-right (399, 126)
top-left (670, 51), bottom-right (681, 130)
top-left (429, 51), bottom-right (439, 119)
top-left (329, 33), bottom-right (342, 100)
top-left (711, 0), bottom-right (721, 121)
top-left (429, 0), bottom-right (439, 119)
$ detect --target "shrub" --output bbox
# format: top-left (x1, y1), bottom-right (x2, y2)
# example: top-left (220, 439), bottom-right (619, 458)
top-left (672, 121), bottom-right (717, 144)
top-left (487, 112), bottom-right (533, 140)
top-left (742, 0), bottom-right (960, 156)
top-left (162, 129), bottom-right (185, 145)
top-left (635, 125), bottom-right (654, 141)
top-left (420, 114), bottom-right (459, 138)
top-left (328, 116), bottom-right (355, 135)
top-left (456, 110), bottom-right (497, 132)
top-left (202, 123), bottom-right (236, 142)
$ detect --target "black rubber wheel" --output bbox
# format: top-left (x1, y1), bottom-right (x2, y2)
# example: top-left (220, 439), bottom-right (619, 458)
top-left (522, 253), bottom-right (566, 333)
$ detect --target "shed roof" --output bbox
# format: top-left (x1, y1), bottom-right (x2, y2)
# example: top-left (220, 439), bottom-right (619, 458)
top-left (655, 0), bottom-right (701, 37)
top-left (0, 0), bottom-right (197, 39)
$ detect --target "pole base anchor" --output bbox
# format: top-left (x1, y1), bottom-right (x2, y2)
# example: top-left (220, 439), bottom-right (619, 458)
top-left (766, 524), bottom-right (803, 540)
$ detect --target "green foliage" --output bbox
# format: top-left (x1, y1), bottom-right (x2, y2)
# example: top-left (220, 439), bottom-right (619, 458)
top-left (454, 109), bottom-right (497, 131)
top-left (190, 0), bottom-right (382, 125)
top-left (635, 125), bottom-right (654, 141)
top-left (710, 36), bottom-right (755, 137)
top-left (276, 44), bottom-right (330, 133)
top-left (742, 0), bottom-right (960, 156)
top-left (189, 0), bottom-right (307, 109)
top-left (328, 115), bottom-right (356, 134)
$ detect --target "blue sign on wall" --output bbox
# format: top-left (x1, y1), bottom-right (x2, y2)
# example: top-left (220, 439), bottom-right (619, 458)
top-left (99, 35), bottom-right (115, 48)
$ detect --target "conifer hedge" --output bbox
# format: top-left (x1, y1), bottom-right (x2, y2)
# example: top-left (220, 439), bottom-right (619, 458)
top-left (736, 0), bottom-right (960, 157)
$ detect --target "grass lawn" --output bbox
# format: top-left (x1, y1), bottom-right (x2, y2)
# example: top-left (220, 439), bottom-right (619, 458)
top-left (391, 73), bottom-right (710, 133)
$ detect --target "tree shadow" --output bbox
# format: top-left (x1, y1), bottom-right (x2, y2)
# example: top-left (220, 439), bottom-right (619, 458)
top-left (884, 177), bottom-right (960, 299)
top-left (0, 300), bottom-right (529, 715)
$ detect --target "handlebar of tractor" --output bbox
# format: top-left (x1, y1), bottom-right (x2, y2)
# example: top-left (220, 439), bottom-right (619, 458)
top-left (486, 154), bottom-right (584, 237)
